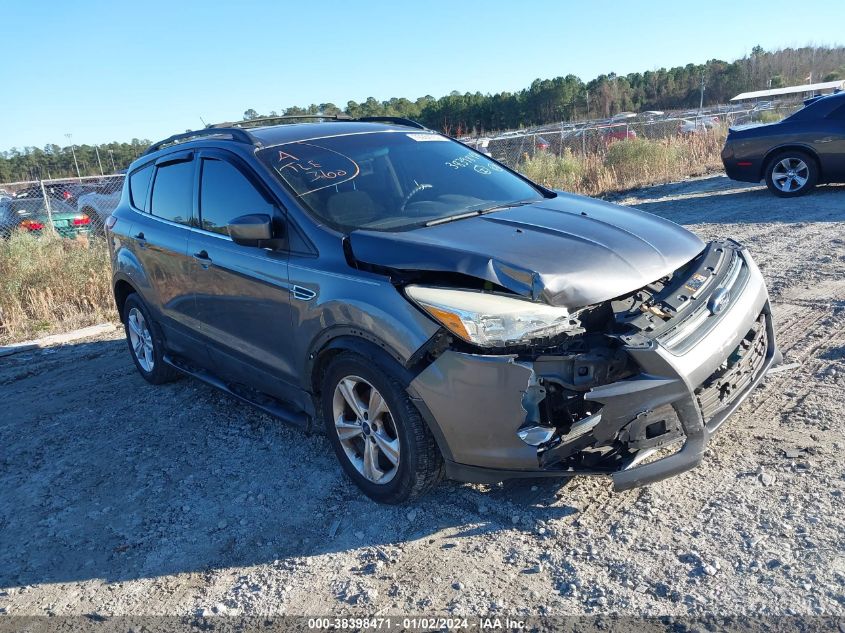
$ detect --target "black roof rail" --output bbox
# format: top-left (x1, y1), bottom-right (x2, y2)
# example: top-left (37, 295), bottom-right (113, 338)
top-left (355, 116), bottom-right (428, 130)
top-left (143, 128), bottom-right (256, 156)
top-left (213, 114), bottom-right (353, 128)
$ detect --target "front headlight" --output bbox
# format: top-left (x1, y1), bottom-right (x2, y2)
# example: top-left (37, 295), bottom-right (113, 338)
top-left (405, 285), bottom-right (582, 347)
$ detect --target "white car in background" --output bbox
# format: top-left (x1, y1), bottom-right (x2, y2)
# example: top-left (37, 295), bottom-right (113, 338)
top-left (77, 188), bottom-right (121, 233)
top-left (678, 116), bottom-right (720, 135)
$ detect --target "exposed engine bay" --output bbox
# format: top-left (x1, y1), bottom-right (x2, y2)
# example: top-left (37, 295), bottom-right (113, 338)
top-left (512, 240), bottom-right (760, 471)
top-left (405, 238), bottom-right (776, 484)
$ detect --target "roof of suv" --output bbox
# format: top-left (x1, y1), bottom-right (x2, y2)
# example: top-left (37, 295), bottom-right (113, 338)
top-left (141, 119), bottom-right (431, 160)
top-left (246, 121), bottom-right (419, 146)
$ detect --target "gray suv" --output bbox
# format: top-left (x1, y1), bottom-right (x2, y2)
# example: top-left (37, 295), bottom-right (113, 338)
top-left (107, 117), bottom-right (779, 503)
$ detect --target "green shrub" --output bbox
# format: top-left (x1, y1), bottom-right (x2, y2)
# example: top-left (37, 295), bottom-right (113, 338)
top-left (519, 149), bottom-right (585, 190)
top-left (604, 138), bottom-right (678, 181)
top-left (757, 110), bottom-right (783, 123)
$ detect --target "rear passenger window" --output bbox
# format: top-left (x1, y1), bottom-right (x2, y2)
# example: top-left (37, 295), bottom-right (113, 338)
top-left (199, 159), bottom-right (274, 235)
top-left (129, 164), bottom-right (154, 211)
top-left (150, 161), bottom-right (194, 225)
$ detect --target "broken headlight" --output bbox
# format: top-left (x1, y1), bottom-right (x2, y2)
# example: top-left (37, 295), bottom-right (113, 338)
top-left (405, 285), bottom-right (582, 347)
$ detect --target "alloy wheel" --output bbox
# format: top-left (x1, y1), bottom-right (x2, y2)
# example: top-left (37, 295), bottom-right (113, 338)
top-left (332, 375), bottom-right (400, 484)
top-left (771, 157), bottom-right (809, 193)
top-left (127, 307), bottom-right (155, 372)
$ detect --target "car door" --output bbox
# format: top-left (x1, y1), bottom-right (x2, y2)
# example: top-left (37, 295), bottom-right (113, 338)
top-left (130, 152), bottom-right (207, 360)
top-left (187, 150), bottom-right (300, 403)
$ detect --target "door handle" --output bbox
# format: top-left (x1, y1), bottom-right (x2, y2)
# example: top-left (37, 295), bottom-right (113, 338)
top-left (193, 250), bottom-right (213, 268)
top-left (291, 285), bottom-right (317, 301)
top-left (133, 232), bottom-right (147, 248)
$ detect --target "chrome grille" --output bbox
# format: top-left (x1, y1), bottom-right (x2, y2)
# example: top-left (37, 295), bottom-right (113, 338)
top-left (695, 314), bottom-right (768, 423)
top-left (658, 250), bottom-right (749, 352)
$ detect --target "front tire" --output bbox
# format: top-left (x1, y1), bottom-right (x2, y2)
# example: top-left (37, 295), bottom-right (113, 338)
top-left (321, 352), bottom-right (444, 504)
top-left (122, 293), bottom-right (181, 385)
top-left (765, 150), bottom-right (818, 197)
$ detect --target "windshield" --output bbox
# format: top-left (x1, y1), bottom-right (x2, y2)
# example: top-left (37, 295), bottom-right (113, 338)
top-left (257, 131), bottom-right (545, 231)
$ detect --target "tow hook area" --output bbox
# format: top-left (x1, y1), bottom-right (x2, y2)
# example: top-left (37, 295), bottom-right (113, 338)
top-left (534, 374), bottom-right (691, 471)
top-left (516, 367), bottom-right (608, 450)
top-left (516, 369), bottom-right (555, 446)
top-left (514, 346), bottom-right (649, 467)
top-left (617, 405), bottom-right (684, 452)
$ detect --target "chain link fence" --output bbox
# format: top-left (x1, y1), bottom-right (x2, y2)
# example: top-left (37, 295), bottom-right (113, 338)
top-left (0, 100), bottom-right (809, 240)
top-left (460, 101), bottom-right (805, 169)
top-left (0, 174), bottom-right (124, 239)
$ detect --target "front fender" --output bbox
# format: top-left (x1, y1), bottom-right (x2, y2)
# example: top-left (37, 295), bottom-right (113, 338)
top-left (299, 292), bottom-right (440, 388)
top-left (289, 262), bottom-right (440, 391)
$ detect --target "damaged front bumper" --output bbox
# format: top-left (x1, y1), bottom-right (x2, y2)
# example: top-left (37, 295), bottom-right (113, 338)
top-left (407, 245), bottom-right (779, 491)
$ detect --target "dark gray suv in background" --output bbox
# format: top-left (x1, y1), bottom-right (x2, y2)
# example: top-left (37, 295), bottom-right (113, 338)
top-left (107, 117), bottom-right (778, 503)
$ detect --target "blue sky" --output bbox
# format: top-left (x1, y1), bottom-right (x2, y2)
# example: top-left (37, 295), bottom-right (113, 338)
top-left (1, 0), bottom-right (843, 150)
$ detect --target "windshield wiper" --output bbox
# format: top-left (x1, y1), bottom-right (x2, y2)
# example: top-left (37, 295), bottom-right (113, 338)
top-left (476, 199), bottom-right (536, 215)
top-left (425, 210), bottom-right (483, 227)
top-left (424, 199), bottom-right (536, 227)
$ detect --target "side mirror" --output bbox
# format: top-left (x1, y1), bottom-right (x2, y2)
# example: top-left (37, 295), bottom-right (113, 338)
top-left (228, 214), bottom-right (273, 246)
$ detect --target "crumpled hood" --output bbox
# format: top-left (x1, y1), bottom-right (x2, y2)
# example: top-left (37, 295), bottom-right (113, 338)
top-left (349, 191), bottom-right (705, 310)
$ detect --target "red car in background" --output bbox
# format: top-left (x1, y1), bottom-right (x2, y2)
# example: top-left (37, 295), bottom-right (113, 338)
top-left (603, 126), bottom-right (637, 143)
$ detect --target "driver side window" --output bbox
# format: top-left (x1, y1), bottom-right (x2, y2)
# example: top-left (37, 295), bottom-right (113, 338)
top-left (199, 158), bottom-right (274, 235)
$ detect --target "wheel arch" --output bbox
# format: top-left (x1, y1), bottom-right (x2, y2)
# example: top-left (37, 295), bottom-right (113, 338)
top-left (761, 144), bottom-right (822, 181)
top-left (113, 243), bottom-right (155, 316)
top-left (309, 332), bottom-right (454, 464)
top-left (113, 276), bottom-right (138, 320)
top-left (307, 330), bottom-right (417, 398)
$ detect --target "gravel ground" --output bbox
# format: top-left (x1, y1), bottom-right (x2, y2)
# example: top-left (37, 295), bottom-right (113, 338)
top-left (1, 175), bottom-right (844, 620)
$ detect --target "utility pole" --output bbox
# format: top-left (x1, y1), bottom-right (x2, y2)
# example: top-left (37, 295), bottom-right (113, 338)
top-left (585, 89), bottom-right (590, 120)
top-left (699, 72), bottom-right (706, 114)
top-left (108, 149), bottom-right (116, 172)
top-left (94, 146), bottom-right (104, 175)
top-left (811, 47), bottom-right (816, 84)
top-left (65, 133), bottom-right (81, 179)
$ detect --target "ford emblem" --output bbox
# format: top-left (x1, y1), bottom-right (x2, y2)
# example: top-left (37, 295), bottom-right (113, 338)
top-left (708, 289), bottom-right (731, 315)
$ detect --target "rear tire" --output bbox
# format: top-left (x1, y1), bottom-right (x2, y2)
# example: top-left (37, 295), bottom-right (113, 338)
top-left (321, 351), bottom-right (444, 504)
top-left (122, 293), bottom-right (181, 385)
top-left (765, 150), bottom-right (818, 197)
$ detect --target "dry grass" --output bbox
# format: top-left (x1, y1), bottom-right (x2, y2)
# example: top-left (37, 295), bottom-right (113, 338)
top-left (0, 231), bottom-right (115, 344)
top-left (520, 128), bottom-right (727, 196)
